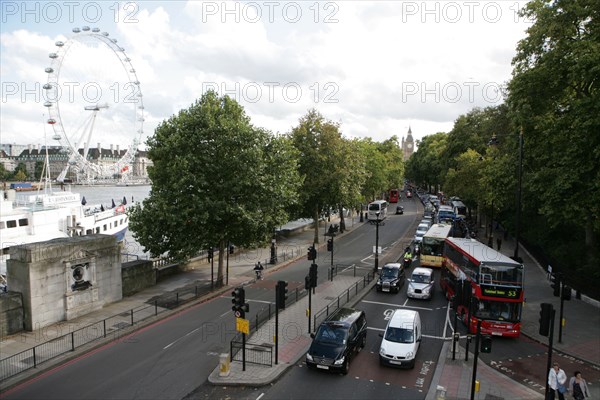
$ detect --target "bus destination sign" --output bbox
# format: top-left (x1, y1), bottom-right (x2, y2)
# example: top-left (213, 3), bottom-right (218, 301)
top-left (481, 286), bottom-right (521, 299)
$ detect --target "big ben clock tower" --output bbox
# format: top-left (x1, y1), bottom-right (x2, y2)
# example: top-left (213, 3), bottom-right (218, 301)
top-left (403, 126), bottom-right (414, 160)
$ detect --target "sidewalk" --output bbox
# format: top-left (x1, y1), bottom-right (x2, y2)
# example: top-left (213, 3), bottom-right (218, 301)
top-left (1, 206), bottom-right (599, 399)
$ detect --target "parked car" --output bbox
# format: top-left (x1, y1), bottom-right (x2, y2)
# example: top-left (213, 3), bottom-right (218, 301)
top-left (306, 307), bottom-right (367, 375)
top-left (407, 267), bottom-right (435, 300)
top-left (376, 263), bottom-right (406, 293)
top-left (379, 309), bottom-right (422, 368)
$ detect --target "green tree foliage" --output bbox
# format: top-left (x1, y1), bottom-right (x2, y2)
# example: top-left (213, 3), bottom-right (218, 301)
top-left (443, 149), bottom-right (484, 211)
top-left (507, 0), bottom-right (599, 295)
top-left (34, 161), bottom-right (44, 181)
top-left (13, 163), bottom-right (28, 180)
top-left (357, 138), bottom-right (388, 201)
top-left (289, 109), bottom-right (350, 243)
top-left (128, 91), bottom-right (301, 285)
top-left (0, 163), bottom-right (10, 181)
top-left (405, 132), bottom-right (447, 192)
top-left (378, 136), bottom-right (405, 191)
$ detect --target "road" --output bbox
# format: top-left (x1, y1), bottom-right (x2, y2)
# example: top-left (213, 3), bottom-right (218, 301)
top-left (3, 199), bottom-right (422, 399)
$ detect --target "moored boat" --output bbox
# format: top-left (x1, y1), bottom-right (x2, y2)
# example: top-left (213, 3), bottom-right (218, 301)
top-left (0, 188), bottom-right (128, 289)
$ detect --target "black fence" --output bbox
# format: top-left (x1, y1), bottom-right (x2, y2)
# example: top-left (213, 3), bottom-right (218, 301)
top-left (0, 283), bottom-right (214, 383)
top-left (230, 340), bottom-right (273, 367)
top-left (313, 271), bottom-right (375, 330)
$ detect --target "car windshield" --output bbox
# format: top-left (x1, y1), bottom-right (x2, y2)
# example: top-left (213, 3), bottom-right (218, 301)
top-left (315, 324), bottom-right (348, 345)
top-left (381, 267), bottom-right (398, 279)
top-left (384, 327), bottom-right (414, 344)
top-left (412, 274), bottom-right (431, 284)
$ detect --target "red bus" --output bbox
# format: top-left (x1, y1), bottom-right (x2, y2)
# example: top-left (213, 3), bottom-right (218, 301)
top-left (441, 237), bottom-right (524, 337)
top-left (389, 189), bottom-right (399, 203)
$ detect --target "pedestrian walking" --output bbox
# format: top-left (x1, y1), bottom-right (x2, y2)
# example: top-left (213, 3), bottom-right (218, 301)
top-left (548, 362), bottom-right (568, 400)
top-left (547, 264), bottom-right (553, 280)
top-left (496, 237), bottom-right (502, 251)
top-left (569, 371), bottom-right (590, 400)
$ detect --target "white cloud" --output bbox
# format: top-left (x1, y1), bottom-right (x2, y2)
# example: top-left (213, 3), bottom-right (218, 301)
top-left (1, 0), bottom-right (530, 150)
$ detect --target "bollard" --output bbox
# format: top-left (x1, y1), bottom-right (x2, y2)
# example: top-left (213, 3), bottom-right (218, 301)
top-left (452, 332), bottom-right (459, 360)
top-left (219, 353), bottom-right (230, 377)
top-left (435, 385), bottom-right (447, 399)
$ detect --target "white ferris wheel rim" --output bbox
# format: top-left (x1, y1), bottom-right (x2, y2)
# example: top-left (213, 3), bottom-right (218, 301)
top-left (43, 26), bottom-right (144, 180)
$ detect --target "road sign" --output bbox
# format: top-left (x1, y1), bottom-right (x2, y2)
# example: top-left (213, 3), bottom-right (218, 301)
top-left (234, 310), bottom-right (242, 318)
top-left (373, 246), bottom-right (382, 254)
top-left (236, 317), bottom-right (249, 334)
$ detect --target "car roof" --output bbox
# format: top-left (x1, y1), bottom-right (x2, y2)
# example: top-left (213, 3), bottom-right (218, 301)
top-left (389, 309), bottom-right (418, 327)
top-left (325, 307), bottom-right (364, 325)
top-left (383, 263), bottom-right (401, 269)
top-left (412, 267), bottom-right (433, 276)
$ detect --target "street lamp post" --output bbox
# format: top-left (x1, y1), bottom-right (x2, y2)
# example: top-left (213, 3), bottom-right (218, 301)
top-left (514, 127), bottom-right (524, 261)
top-left (487, 133), bottom-right (499, 249)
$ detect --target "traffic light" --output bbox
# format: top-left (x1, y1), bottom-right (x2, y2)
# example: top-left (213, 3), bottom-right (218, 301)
top-left (327, 239), bottom-right (333, 252)
top-left (307, 245), bottom-right (317, 261)
top-left (480, 335), bottom-right (492, 353)
top-left (562, 285), bottom-right (572, 301)
top-left (232, 287), bottom-right (249, 318)
top-left (207, 247), bottom-right (214, 261)
top-left (305, 275), bottom-right (311, 291)
top-left (551, 273), bottom-right (561, 297)
top-left (276, 280), bottom-right (289, 310)
top-left (309, 263), bottom-right (318, 288)
top-left (539, 303), bottom-right (553, 337)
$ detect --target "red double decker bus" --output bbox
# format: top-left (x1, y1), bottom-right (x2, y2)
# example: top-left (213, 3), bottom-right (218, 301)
top-left (389, 189), bottom-right (399, 203)
top-left (441, 237), bottom-right (524, 337)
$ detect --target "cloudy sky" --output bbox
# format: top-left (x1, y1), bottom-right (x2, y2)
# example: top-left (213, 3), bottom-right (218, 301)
top-left (1, 1), bottom-right (531, 151)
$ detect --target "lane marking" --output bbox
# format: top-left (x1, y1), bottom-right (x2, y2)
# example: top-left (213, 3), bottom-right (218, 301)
top-left (361, 300), bottom-right (433, 311)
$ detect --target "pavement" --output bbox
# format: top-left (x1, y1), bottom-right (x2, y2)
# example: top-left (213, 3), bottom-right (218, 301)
top-left (1, 201), bottom-right (599, 400)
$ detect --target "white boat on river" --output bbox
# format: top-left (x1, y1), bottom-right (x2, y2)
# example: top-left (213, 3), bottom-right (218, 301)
top-left (0, 187), bottom-right (128, 288)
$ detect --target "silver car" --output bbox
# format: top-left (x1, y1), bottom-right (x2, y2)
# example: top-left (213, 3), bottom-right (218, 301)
top-left (407, 267), bottom-right (434, 299)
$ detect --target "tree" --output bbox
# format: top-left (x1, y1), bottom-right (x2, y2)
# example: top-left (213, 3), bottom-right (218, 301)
top-left (357, 138), bottom-right (388, 201)
top-left (405, 133), bottom-right (448, 192)
top-left (13, 162), bottom-right (28, 180)
top-left (507, 0), bottom-right (599, 294)
top-left (289, 109), bottom-right (348, 243)
top-left (128, 91), bottom-right (301, 286)
top-left (34, 161), bottom-right (44, 181)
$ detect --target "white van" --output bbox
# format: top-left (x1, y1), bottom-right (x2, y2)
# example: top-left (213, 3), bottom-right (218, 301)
top-left (379, 309), bottom-right (422, 368)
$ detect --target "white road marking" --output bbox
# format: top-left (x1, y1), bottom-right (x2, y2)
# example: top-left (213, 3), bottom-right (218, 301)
top-left (361, 299), bottom-right (433, 311)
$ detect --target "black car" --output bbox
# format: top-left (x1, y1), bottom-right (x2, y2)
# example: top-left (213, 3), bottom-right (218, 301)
top-left (396, 205), bottom-right (404, 214)
top-left (306, 307), bottom-right (367, 375)
top-left (376, 263), bottom-right (406, 293)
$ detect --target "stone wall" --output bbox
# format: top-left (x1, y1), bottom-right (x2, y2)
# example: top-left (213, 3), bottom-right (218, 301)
top-left (7, 235), bottom-right (122, 331)
top-left (0, 292), bottom-right (24, 336)
top-left (121, 260), bottom-right (155, 297)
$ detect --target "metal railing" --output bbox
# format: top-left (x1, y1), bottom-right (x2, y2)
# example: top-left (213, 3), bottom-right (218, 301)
top-left (313, 270), bottom-right (375, 330)
top-left (230, 340), bottom-right (273, 367)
